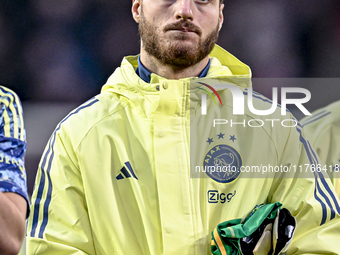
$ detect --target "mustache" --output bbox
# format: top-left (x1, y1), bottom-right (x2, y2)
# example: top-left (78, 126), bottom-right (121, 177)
top-left (164, 21), bottom-right (202, 36)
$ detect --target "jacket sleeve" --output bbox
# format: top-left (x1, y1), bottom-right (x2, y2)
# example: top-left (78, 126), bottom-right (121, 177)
top-left (26, 127), bottom-right (95, 255)
top-left (301, 110), bottom-right (340, 199)
top-left (269, 122), bottom-right (340, 254)
top-left (0, 86), bottom-right (29, 210)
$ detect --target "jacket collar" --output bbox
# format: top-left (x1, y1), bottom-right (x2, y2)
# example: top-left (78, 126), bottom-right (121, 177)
top-left (102, 44), bottom-right (252, 94)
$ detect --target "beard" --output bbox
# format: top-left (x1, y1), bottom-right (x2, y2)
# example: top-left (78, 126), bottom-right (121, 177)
top-left (139, 10), bottom-right (220, 68)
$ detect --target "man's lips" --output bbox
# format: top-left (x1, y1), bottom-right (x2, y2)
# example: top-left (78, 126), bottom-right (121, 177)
top-left (164, 21), bottom-right (202, 36)
top-left (169, 27), bottom-right (198, 34)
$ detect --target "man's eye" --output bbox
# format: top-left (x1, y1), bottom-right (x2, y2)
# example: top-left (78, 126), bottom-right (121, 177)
top-left (195, 0), bottom-right (210, 3)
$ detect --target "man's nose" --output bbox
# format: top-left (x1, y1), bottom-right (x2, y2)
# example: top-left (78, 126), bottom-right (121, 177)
top-left (174, 0), bottom-right (194, 21)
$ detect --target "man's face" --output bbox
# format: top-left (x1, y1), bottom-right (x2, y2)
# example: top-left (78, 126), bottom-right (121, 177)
top-left (134, 0), bottom-right (224, 68)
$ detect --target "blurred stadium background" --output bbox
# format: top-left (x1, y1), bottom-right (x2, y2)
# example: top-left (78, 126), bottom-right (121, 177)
top-left (0, 0), bottom-right (339, 195)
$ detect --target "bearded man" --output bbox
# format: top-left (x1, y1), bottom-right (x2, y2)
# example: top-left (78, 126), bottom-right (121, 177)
top-left (27, 0), bottom-right (340, 254)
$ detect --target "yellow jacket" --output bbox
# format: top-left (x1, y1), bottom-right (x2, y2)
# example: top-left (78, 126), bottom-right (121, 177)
top-left (27, 45), bottom-right (340, 254)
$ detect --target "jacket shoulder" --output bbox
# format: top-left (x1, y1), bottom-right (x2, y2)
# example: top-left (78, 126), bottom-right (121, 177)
top-left (55, 92), bottom-right (126, 147)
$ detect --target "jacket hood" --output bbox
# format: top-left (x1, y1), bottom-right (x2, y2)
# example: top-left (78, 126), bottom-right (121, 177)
top-left (208, 44), bottom-right (251, 77)
top-left (102, 44), bottom-right (251, 94)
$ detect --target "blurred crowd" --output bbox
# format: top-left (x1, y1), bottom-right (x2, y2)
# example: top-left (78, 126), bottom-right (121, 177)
top-left (0, 0), bottom-right (339, 104)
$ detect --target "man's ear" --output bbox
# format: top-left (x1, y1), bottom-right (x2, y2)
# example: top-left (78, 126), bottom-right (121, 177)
top-left (132, 0), bottom-right (141, 23)
top-left (218, 4), bottom-right (224, 31)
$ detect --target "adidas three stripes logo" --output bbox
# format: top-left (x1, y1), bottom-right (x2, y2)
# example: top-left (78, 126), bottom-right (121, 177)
top-left (116, 161), bottom-right (138, 180)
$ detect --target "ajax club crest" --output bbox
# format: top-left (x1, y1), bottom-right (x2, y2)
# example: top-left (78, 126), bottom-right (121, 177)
top-left (203, 144), bottom-right (242, 183)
